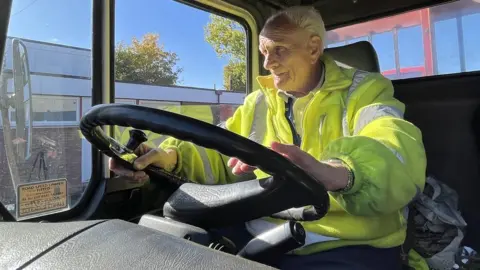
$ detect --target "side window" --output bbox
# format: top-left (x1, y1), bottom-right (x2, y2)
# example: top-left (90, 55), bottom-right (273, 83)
top-left (1, 1), bottom-right (92, 218)
top-left (326, 0), bottom-right (480, 79)
top-left (111, 1), bottom-right (248, 145)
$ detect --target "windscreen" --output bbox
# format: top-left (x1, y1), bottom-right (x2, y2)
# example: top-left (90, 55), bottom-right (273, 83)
top-left (0, 0), bottom-right (247, 220)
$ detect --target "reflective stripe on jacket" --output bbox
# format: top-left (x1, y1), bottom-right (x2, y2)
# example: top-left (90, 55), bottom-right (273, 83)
top-left (160, 53), bottom-right (427, 255)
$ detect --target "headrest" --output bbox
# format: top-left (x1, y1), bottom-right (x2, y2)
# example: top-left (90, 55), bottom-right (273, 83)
top-left (324, 41), bottom-right (380, 73)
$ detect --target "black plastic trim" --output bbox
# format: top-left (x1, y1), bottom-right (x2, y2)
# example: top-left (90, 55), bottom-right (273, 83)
top-left (0, 200), bottom-right (15, 221)
top-left (393, 70), bottom-right (480, 103)
top-left (255, 0), bottom-right (285, 9)
top-left (109, 0), bottom-right (115, 105)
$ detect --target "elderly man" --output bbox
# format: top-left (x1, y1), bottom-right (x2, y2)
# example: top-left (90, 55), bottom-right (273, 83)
top-left (111, 6), bottom-right (427, 270)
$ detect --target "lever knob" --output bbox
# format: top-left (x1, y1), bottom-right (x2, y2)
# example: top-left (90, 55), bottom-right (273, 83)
top-left (125, 129), bottom-right (148, 152)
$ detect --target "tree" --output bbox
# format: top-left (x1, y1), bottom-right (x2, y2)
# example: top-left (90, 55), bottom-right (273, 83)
top-left (204, 15), bottom-right (246, 91)
top-left (115, 33), bottom-right (182, 86)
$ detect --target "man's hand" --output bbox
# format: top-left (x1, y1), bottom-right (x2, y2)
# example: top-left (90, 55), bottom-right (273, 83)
top-left (109, 143), bottom-right (177, 183)
top-left (227, 141), bottom-right (349, 191)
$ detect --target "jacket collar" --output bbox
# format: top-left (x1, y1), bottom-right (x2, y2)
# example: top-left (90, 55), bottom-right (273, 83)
top-left (256, 53), bottom-right (352, 98)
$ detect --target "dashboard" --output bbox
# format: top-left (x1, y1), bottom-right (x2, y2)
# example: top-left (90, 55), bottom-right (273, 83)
top-left (0, 219), bottom-right (275, 269)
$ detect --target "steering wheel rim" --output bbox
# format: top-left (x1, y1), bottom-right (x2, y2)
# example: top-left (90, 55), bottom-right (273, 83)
top-left (80, 104), bottom-right (330, 224)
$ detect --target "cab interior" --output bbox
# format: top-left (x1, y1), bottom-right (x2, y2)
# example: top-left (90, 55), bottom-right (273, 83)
top-left (0, 0), bottom-right (479, 269)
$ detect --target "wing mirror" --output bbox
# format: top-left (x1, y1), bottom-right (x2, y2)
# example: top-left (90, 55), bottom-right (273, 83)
top-left (1, 38), bottom-right (34, 161)
top-left (11, 38), bottom-right (34, 161)
top-left (1, 38), bottom-right (33, 190)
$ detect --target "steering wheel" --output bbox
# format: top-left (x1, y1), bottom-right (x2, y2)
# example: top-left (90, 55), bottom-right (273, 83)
top-left (80, 104), bottom-right (329, 228)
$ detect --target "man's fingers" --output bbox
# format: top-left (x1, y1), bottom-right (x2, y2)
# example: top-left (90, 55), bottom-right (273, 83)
top-left (109, 158), bottom-right (134, 177)
top-left (134, 148), bottom-right (167, 170)
top-left (135, 143), bottom-right (153, 156)
top-left (240, 163), bottom-right (255, 173)
top-left (271, 141), bottom-right (302, 160)
top-left (227, 157), bottom-right (239, 168)
top-left (132, 171), bottom-right (149, 183)
top-left (232, 160), bottom-right (256, 175)
top-left (271, 141), bottom-right (320, 172)
top-left (232, 161), bottom-right (243, 175)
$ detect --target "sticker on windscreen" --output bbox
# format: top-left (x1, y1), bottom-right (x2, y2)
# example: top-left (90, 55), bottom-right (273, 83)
top-left (16, 178), bottom-right (69, 218)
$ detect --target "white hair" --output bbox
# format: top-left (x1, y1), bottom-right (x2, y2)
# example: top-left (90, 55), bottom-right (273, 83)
top-left (267, 6), bottom-right (326, 45)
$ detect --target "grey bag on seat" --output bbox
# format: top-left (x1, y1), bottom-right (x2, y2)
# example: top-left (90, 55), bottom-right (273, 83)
top-left (411, 176), bottom-right (468, 270)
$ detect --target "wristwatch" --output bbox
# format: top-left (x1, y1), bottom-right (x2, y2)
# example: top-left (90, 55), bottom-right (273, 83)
top-left (325, 158), bottom-right (355, 193)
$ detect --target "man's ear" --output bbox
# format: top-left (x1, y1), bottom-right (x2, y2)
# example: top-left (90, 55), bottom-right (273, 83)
top-left (308, 35), bottom-right (324, 64)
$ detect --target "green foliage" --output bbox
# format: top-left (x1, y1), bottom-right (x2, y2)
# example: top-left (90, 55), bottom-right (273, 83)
top-left (204, 14), bottom-right (246, 91)
top-left (115, 33), bottom-right (182, 86)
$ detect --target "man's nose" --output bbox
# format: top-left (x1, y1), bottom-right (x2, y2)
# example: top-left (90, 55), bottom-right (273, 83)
top-left (263, 54), bottom-right (278, 70)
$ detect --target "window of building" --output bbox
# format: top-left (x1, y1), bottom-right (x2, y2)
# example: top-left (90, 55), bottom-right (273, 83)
top-left (371, 31), bottom-right (396, 71)
top-left (434, 18), bottom-right (461, 74)
top-left (398, 25), bottom-right (425, 68)
top-left (33, 96), bottom-right (79, 124)
top-left (9, 96), bottom-right (80, 126)
top-left (326, 0), bottom-right (480, 79)
top-left (462, 13), bottom-right (480, 72)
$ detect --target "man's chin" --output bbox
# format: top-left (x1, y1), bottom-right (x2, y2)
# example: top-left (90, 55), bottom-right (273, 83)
top-left (273, 80), bottom-right (287, 90)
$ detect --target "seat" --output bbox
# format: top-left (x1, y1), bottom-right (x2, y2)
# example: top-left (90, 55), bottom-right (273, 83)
top-left (324, 41), bottom-right (380, 73)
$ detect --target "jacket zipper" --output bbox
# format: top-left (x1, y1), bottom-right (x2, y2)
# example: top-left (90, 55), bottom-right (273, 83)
top-left (285, 97), bottom-right (301, 147)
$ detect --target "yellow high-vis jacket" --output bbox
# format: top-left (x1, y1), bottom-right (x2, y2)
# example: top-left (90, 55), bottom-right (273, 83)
top-left (160, 53), bottom-right (427, 260)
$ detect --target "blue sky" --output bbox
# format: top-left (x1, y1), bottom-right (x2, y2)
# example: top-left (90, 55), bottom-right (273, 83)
top-left (7, 0), bottom-right (231, 89)
top-left (6, 0), bottom-right (480, 85)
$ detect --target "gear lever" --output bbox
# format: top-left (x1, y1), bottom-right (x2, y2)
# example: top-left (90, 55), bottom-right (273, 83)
top-left (125, 129), bottom-right (148, 153)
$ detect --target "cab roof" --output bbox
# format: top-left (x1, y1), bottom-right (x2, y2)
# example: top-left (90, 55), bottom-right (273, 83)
top-left (224, 0), bottom-right (453, 28)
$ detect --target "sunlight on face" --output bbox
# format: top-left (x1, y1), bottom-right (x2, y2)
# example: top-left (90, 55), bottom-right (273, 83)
top-left (259, 15), bottom-right (323, 94)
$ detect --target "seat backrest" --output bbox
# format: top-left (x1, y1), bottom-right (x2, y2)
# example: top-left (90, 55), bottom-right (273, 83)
top-left (324, 41), bottom-right (380, 73)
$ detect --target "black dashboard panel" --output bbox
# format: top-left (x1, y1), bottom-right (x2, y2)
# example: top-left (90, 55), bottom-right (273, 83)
top-left (0, 219), bottom-right (275, 270)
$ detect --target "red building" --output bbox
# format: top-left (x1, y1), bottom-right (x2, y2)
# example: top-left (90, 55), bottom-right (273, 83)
top-left (327, 0), bottom-right (480, 79)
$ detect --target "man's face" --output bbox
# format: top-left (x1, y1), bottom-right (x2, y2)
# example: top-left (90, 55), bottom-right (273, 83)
top-left (259, 16), bottom-right (323, 93)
